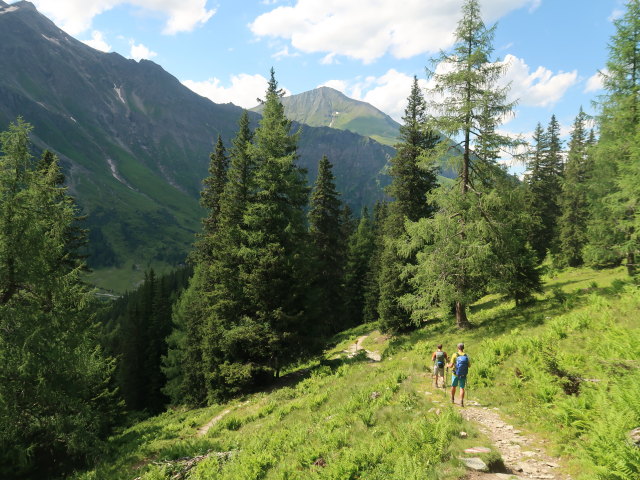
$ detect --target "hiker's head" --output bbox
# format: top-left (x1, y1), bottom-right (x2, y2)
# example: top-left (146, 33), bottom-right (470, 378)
top-left (437, 344), bottom-right (442, 350)
top-left (457, 343), bottom-right (464, 352)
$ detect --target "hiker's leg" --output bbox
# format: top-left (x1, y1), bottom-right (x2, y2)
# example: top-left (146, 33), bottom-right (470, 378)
top-left (460, 387), bottom-right (465, 406)
top-left (451, 386), bottom-right (456, 402)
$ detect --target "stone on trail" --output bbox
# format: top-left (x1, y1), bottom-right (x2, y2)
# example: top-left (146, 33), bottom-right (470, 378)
top-left (459, 431), bottom-right (468, 438)
top-left (464, 446), bottom-right (492, 454)
top-left (494, 474), bottom-right (521, 480)
top-left (458, 456), bottom-right (488, 471)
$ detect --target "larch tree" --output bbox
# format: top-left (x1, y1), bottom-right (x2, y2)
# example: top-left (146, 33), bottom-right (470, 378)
top-left (401, 0), bottom-right (531, 328)
top-left (0, 119), bottom-right (118, 477)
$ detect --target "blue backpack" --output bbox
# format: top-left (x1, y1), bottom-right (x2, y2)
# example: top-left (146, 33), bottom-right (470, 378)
top-left (455, 354), bottom-right (469, 377)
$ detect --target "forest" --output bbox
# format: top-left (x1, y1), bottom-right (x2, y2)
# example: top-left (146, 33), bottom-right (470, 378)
top-left (0, 0), bottom-right (638, 478)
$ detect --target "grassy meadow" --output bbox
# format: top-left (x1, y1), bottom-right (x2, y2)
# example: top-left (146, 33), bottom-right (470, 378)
top-left (74, 265), bottom-right (640, 480)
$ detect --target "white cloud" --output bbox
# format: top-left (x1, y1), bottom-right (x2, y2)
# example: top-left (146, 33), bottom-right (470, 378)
top-left (250, 0), bottom-right (539, 63)
top-left (319, 55), bottom-right (577, 123)
top-left (129, 41), bottom-right (157, 61)
top-left (500, 54), bottom-right (578, 107)
top-left (272, 45), bottom-right (300, 60)
top-left (82, 30), bottom-right (111, 52)
top-left (608, 8), bottom-right (624, 22)
top-left (584, 69), bottom-right (607, 93)
top-left (182, 74), bottom-right (291, 109)
top-left (27, 0), bottom-right (215, 35)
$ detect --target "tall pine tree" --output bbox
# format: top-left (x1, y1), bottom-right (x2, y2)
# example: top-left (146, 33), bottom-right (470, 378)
top-left (585, 0), bottom-right (640, 277)
top-left (308, 155), bottom-right (345, 336)
top-left (379, 77), bottom-right (439, 332)
top-left (556, 108), bottom-right (594, 267)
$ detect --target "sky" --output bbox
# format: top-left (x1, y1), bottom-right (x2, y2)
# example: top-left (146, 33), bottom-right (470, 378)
top-left (8, 0), bottom-right (626, 163)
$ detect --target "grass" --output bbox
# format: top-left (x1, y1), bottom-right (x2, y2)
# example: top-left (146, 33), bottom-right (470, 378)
top-left (73, 265), bottom-right (639, 479)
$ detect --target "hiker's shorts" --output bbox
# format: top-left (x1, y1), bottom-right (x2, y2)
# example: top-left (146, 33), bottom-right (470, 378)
top-left (433, 365), bottom-right (444, 376)
top-left (451, 375), bottom-right (467, 388)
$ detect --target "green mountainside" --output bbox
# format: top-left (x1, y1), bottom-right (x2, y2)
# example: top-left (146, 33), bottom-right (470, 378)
top-left (0, 2), bottom-right (394, 292)
top-left (71, 265), bottom-right (638, 479)
top-left (252, 86), bottom-right (401, 146)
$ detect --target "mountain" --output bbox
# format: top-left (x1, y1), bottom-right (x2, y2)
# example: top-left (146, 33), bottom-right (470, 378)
top-left (0, 1), bottom-right (393, 291)
top-left (252, 86), bottom-right (401, 146)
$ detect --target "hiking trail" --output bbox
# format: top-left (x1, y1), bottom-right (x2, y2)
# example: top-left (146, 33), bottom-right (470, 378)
top-left (343, 334), bottom-right (382, 361)
top-left (456, 400), bottom-right (571, 479)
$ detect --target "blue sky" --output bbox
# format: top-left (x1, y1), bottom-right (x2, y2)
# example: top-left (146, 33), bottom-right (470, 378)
top-left (9, 0), bottom-right (625, 158)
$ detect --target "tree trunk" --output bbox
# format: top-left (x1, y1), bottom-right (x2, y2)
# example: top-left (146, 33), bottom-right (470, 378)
top-left (627, 251), bottom-right (636, 277)
top-left (455, 301), bottom-right (471, 329)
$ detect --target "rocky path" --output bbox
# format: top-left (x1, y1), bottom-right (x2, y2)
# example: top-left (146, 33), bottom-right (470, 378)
top-left (458, 401), bottom-right (570, 479)
top-left (344, 335), bottom-right (382, 361)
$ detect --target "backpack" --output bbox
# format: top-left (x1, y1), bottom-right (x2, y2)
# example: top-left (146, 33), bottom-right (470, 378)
top-left (434, 351), bottom-right (445, 368)
top-left (455, 354), bottom-right (469, 377)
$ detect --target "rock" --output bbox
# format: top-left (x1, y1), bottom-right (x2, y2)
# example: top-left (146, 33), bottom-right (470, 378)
top-left (629, 427), bottom-right (640, 446)
top-left (459, 431), bottom-right (468, 438)
top-left (313, 457), bottom-right (327, 467)
top-left (545, 461), bottom-right (559, 468)
top-left (424, 391), bottom-right (432, 395)
top-left (522, 450), bottom-right (536, 457)
top-left (464, 446), bottom-right (491, 454)
top-left (495, 475), bottom-right (521, 480)
top-left (370, 391), bottom-right (381, 399)
top-left (458, 457), bottom-right (488, 471)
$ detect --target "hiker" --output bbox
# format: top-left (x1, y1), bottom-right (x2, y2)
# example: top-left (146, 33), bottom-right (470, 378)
top-left (431, 344), bottom-right (448, 388)
top-left (448, 343), bottom-right (470, 407)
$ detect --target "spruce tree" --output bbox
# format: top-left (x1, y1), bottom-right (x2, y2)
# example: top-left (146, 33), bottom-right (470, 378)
top-left (344, 208), bottom-right (375, 326)
top-left (556, 108), bottom-right (593, 267)
top-left (308, 155), bottom-right (344, 335)
top-left (0, 119), bottom-right (118, 476)
top-left (525, 115), bottom-right (564, 261)
top-left (206, 68), bottom-right (309, 392)
top-left (362, 201), bottom-right (387, 324)
top-left (585, 0), bottom-right (640, 276)
top-left (379, 77), bottom-right (439, 332)
top-left (402, 0), bottom-right (532, 328)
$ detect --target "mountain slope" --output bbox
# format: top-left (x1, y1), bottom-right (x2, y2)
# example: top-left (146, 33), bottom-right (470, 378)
top-left (70, 265), bottom-right (634, 479)
top-left (0, 2), bottom-right (393, 290)
top-left (252, 86), bottom-right (401, 146)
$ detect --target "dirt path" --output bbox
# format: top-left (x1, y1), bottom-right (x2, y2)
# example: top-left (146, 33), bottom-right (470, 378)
top-left (459, 401), bottom-right (570, 479)
top-left (344, 335), bottom-right (382, 361)
top-left (197, 408), bottom-right (233, 437)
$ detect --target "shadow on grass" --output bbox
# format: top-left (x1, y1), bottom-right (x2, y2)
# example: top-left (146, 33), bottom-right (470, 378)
top-left (385, 279), bottom-right (632, 354)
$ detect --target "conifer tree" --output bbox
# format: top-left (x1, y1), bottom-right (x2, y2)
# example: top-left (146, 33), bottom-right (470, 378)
top-left (196, 69), bottom-right (310, 397)
top-left (379, 77), bottom-right (439, 332)
top-left (556, 108), bottom-right (593, 267)
top-left (194, 135), bottom-right (228, 262)
top-left (344, 208), bottom-right (375, 326)
top-left (402, 0), bottom-right (530, 328)
top-left (585, 0), bottom-right (640, 276)
top-left (308, 155), bottom-right (344, 335)
top-left (525, 115), bottom-right (564, 261)
top-left (362, 201), bottom-right (387, 324)
top-left (0, 119), bottom-right (118, 476)
top-left (163, 135), bottom-right (231, 405)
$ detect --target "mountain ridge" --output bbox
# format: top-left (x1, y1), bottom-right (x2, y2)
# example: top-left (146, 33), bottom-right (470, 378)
top-left (252, 86), bottom-right (401, 146)
top-left (0, 1), bottom-right (394, 291)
